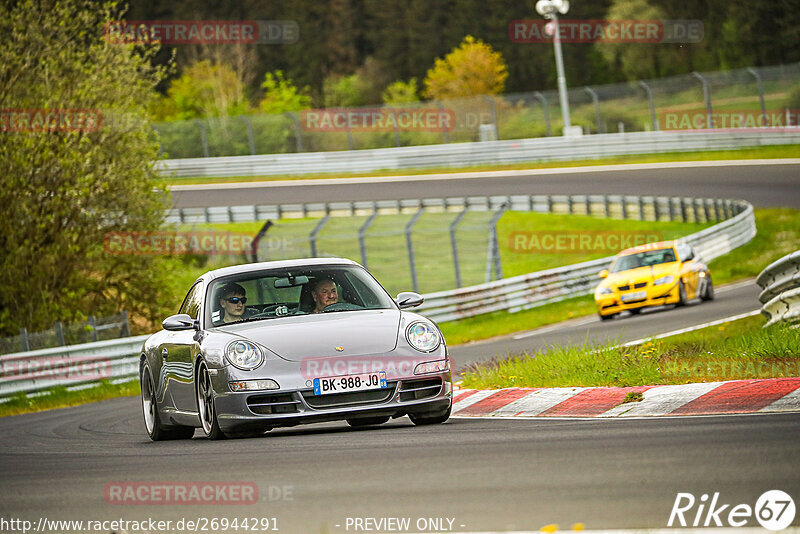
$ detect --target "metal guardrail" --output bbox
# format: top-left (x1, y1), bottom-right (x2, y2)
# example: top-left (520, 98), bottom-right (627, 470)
top-left (417, 198), bottom-right (755, 322)
top-left (158, 130), bottom-right (800, 178)
top-left (1, 195), bottom-right (755, 398)
top-left (0, 335), bottom-right (148, 398)
top-left (756, 251), bottom-right (800, 327)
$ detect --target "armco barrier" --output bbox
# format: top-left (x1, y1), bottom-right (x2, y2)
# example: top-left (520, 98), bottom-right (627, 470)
top-left (157, 130), bottom-right (800, 178)
top-left (0, 335), bottom-right (148, 398)
top-left (1, 196), bottom-right (755, 398)
top-left (757, 250), bottom-right (800, 327)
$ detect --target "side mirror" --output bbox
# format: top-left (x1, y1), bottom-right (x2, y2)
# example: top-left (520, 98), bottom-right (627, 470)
top-left (395, 291), bottom-right (424, 309)
top-left (162, 313), bottom-right (197, 331)
top-left (598, 270), bottom-right (609, 279)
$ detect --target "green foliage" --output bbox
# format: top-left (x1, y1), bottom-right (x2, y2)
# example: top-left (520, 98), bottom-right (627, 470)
top-left (151, 60), bottom-right (249, 121)
top-left (596, 0), bottom-right (682, 80)
top-left (423, 36), bottom-right (508, 100)
top-left (323, 74), bottom-right (367, 108)
top-left (382, 78), bottom-right (420, 104)
top-left (259, 71), bottom-right (312, 114)
top-left (0, 0), bottom-right (185, 336)
top-left (784, 84), bottom-right (800, 110)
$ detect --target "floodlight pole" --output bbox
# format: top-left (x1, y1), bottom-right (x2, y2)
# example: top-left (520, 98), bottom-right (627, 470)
top-left (550, 13), bottom-right (571, 130)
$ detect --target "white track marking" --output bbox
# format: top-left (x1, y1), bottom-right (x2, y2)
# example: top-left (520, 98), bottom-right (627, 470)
top-left (513, 317), bottom-right (597, 340)
top-left (620, 310), bottom-right (761, 347)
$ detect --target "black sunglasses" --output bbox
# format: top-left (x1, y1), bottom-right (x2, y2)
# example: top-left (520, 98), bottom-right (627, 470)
top-left (225, 297), bottom-right (247, 304)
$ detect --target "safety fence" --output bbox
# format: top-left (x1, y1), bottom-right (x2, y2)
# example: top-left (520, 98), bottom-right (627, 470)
top-left (0, 312), bottom-right (131, 355)
top-left (0, 195), bottom-right (754, 398)
top-left (153, 63), bottom-right (800, 159)
top-left (168, 194), bottom-right (742, 297)
top-left (757, 250), bottom-right (800, 327)
top-left (158, 129), bottom-right (800, 178)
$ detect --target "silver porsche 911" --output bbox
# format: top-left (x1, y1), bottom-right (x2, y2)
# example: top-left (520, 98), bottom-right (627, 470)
top-left (139, 258), bottom-right (452, 440)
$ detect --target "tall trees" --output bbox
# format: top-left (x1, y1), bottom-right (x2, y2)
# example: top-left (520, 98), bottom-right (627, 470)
top-left (423, 36), bottom-right (509, 99)
top-left (0, 0), bottom-right (179, 334)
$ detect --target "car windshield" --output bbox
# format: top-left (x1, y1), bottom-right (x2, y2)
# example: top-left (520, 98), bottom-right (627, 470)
top-left (611, 248), bottom-right (677, 272)
top-left (205, 264), bottom-right (397, 327)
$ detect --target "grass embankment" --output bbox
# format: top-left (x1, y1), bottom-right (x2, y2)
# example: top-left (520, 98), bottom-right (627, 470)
top-left (0, 380), bottom-right (139, 418)
top-left (439, 207), bottom-right (800, 345)
top-left (460, 314), bottom-right (800, 389)
top-left (161, 145), bottom-right (800, 186)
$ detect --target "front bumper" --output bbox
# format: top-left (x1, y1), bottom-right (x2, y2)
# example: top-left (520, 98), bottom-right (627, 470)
top-left (213, 370), bottom-right (453, 432)
top-left (596, 283), bottom-right (680, 316)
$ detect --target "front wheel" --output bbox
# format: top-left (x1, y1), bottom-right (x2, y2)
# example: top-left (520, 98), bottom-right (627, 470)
top-left (141, 361), bottom-right (194, 441)
top-left (409, 405), bottom-right (451, 426)
top-left (676, 281), bottom-right (688, 306)
top-left (196, 360), bottom-right (225, 440)
top-left (701, 277), bottom-right (715, 301)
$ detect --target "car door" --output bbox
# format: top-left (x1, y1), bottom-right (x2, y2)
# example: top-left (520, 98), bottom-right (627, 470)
top-left (163, 281), bottom-right (204, 414)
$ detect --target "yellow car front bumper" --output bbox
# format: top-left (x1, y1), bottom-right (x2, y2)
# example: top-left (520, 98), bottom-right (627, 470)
top-left (596, 283), bottom-right (681, 316)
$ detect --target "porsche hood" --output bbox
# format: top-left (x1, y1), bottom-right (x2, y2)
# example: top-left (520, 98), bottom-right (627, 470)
top-left (220, 309), bottom-right (402, 362)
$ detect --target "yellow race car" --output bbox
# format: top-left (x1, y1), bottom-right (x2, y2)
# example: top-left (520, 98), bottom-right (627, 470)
top-left (594, 240), bottom-right (714, 320)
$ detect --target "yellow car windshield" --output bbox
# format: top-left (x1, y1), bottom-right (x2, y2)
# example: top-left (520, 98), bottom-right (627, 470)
top-left (611, 248), bottom-right (677, 272)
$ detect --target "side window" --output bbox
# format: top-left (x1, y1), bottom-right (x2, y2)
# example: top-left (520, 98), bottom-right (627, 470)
top-left (179, 282), bottom-right (203, 320)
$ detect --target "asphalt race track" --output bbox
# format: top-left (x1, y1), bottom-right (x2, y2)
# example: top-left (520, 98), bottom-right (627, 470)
top-left (1, 162), bottom-right (799, 532)
top-left (169, 161), bottom-right (800, 209)
top-left (449, 280), bottom-right (760, 372)
top-left (0, 400), bottom-right (798, 532)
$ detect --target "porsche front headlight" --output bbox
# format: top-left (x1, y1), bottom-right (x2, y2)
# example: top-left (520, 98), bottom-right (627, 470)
top-left (653, 275), bottom-right (674, 286)
top-left (225, 340), bottom-right (264, 370)
top-left (406, 322), bottom-right (441, 352)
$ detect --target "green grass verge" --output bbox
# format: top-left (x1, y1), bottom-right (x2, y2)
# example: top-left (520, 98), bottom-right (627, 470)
top-left (440, 207), bottom-right (800, 345)
top-left (460, 314), bottom-right (800, 389)
top-left (161, 145), bottom-right (800, 186)
top-left (0, 379), bottom-right (140, 418)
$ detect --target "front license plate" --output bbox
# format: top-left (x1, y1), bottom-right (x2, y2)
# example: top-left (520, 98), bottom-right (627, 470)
top-left (313, 371), bottom-right (387, 395)
top-left (621, 291), bottom-right (647, 302)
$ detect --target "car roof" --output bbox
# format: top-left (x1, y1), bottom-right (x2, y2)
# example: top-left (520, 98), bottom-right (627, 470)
top-left (197, 257), bottom-right (360, 284)
top-left (618, 240), bottom-right (678, 257)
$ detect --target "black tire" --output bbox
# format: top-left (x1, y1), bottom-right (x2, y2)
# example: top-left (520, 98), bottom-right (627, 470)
top-left (599, 313), bottom-right (615, 321)
top-left (346, 416), bottom-right (390, 427)
top-left (701, 277), bottom-right (715, 301)
top-left (196, 360), bottom-right (226, 440)
top-left (676, 281), bottom-right (688, 307)
top-left (629, 308), bottom-right (642, 315)
top-left (141, 361), bottom-right (195, 441)
top-left (409, 405), bottom-right (451, 426)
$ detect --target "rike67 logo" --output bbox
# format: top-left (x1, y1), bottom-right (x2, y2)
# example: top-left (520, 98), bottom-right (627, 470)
top-left (668, 490), bottom-right (796, 530)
